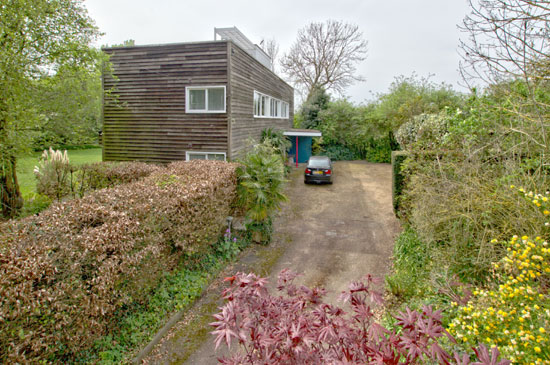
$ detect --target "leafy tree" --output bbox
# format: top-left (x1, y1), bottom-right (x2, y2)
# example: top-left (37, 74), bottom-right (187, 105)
top-left (299, 86), bottom-right (330, 130)
top-left (281, 20), bottom-right (368, 98)
top-left (0, 0), bottom-right (100, 217)
top-left (374, 74), bottom-right (464, 134)
top-left (33, 61), bottom-right (103, 149)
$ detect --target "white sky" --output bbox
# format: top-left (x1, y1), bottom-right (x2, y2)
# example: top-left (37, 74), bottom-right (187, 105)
top-left (83, 0), bottom-right (471, 103)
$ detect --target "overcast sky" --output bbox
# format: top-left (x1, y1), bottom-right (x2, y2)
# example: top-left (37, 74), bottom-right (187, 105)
top-left (83, 0), bottom-right (471, 103)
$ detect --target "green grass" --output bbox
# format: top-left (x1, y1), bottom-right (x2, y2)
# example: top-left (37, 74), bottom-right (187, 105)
top-left (17, 148), bottom-right (102, 197)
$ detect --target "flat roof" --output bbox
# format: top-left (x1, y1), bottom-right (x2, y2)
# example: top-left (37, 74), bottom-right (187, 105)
top-left (284, 129), bottom-right (322, 137)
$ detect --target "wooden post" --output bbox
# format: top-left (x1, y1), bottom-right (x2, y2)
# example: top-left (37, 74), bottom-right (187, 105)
top-left (296, 136), bottom-right (299, 167)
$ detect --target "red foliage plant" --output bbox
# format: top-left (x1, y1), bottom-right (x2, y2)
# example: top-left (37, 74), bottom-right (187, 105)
top-left (0, 160), bottom-right (237, 363)
top-left (211, 270), bottom-right (511, 365)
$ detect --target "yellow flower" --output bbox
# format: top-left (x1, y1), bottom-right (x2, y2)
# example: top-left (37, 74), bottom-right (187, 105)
top-left (534, 346), bottom-right (541, 353)
top-left (539, 327), bottom-right (545, 334)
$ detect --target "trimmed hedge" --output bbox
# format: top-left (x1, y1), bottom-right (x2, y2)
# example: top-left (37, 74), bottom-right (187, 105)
top-left (391, 150), bottom-right (408, 213)
top-left (0, 160), bottom-right (237, 363)
top-left (76, 161), bottom-right (162, 194)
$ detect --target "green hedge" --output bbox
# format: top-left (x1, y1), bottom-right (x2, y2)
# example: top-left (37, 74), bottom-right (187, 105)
top-left (391, 151), bottom-right (408, 213)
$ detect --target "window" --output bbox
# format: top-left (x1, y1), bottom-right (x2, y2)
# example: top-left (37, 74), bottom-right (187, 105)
top-left (186, 151), bottom-right (226, 161)
top-left (261, 95), bottom-right (269, 116)
top-left (186, 86), bottom-right (226, 113)
top-left (281, 102), bottom-right (289, 118)
top-left (253, 91), bottom-right (289, 119)
top-left (254, 91), bottom-right (261, 116)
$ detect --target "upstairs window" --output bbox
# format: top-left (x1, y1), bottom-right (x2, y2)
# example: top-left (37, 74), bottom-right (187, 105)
top-left (254, 91), bottom-right (289, 119)
top-left (186, 86), bottom-right (226, 113)
top-left (281, 102), bottom-right (289, 118)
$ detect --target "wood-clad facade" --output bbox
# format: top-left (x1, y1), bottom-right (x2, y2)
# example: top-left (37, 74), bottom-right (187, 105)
top-left (102, 40), bottom-right (293, 163)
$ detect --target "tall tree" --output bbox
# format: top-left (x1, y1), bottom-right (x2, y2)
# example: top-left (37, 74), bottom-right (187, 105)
top-left (281, 20), bottom-right (368, 98)
top-left (0, 0), bottom-right (100, 217)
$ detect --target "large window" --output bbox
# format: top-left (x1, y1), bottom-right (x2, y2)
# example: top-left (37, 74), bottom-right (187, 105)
top-left (186, 86), bottom-right (226, 113)
top-left (186, 151), bottom-right (226, 161)
top-left (253, 91), bottom-right (289, 119)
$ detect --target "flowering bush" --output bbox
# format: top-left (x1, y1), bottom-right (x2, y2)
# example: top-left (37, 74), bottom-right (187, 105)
top-left (211, 270), bottom-right (510, 364)
top-left (34, 147), bottom-right (72, 200)
top-left (395, 111), bottom-right (453, 150)
top-left (0, 160), bottom-right (237, 362)
top-left (448, 189), bottom-right (550, 364)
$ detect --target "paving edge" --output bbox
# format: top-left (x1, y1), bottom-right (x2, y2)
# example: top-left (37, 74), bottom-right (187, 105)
top-left (132, 298), bottom-right (187, 364)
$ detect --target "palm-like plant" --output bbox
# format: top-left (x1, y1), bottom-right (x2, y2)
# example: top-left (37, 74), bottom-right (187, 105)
top-left (260, 128), bottom-right (291, 160)
top-left (237, 142), bottom-right (287, 224)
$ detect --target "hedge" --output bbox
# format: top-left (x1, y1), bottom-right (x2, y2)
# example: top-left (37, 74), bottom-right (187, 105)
top-left (391, 150), bottom-right (408, 213)
top-left (0, 160), bottom-right (238, 363)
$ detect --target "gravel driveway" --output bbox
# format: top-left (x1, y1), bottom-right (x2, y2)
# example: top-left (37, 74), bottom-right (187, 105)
top-left (267, 160), bottom-right (401, 303)
top-left (143, 161), bottom-right (400, 364)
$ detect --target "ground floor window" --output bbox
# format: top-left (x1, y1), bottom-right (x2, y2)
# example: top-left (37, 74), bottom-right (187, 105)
top-left (186, 151), bottom-right (226, 161)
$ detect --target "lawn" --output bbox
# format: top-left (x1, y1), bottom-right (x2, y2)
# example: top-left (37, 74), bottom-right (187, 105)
top-left (17, 148), bottom-right (103, 197)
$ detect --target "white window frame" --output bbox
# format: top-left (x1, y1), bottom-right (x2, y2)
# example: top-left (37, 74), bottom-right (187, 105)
top-left (185, 151), bottom-right (227, 161)
top-left (253, 90), bottom-right (289, 119)
top-left (186, 86), bottom-right (226, 113)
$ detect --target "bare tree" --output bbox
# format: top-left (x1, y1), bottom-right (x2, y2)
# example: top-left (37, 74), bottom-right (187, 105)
top-left (459, 0), bottom-right (550, 150)
top-left (280, 20), bottom-right (368, 98)
top-left (261, 38), bottom-right (280, 73)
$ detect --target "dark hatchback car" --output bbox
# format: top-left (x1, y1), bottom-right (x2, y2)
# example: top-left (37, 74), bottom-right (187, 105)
top-left (304, 156), bottom-right (333, 184)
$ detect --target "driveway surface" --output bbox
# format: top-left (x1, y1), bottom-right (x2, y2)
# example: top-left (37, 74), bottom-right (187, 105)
top-left (142, 161), bottom-right (400, 364)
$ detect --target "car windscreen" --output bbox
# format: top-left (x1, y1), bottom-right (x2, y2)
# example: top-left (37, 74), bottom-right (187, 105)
top-left (308, 158), bottom-right (330, 168)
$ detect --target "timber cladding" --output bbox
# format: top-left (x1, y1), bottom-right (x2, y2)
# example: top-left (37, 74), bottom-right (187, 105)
top-left (102, 40), bottom-right (293, 163)
top-left (103, 42), bottom-right (229, 163)
top-left (228, 43), bottom-right (294, 158)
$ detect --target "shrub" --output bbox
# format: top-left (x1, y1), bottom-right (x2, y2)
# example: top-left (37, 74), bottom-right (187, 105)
top-left (260, 127), bottom-right (291, 160)
top-left (0, 160), bottom-right (237, 363)
top-left (386, 227), bottom-right (431, 299)
top-left (447, 189), bottom-right (550, 364)
top-left (35, 150), bottom-right (160, 201)
top-left (211, 270), bottom-right (510, 364)
top-left (237, 141), bottom-right (287, 243)
top-left (74, 161), bottom-right (161, 197)
top-left (34, 147), bottom-right (72, 200)
top-left (391, 150), bottom-right (408, 213)
top-left (318, 143), bottom-right (360, 161)
top-left (402, 154), bottom-right (548, 282)
top-left (395, 111), bottom-right (452, 150)
top-left (362, 136), bottom-right (393, 163)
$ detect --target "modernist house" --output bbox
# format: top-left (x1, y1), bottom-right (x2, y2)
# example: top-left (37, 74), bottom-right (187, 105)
top-left (102, 28), bottom-right (294, 163)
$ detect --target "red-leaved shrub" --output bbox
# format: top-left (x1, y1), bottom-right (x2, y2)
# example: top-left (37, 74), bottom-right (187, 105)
top-left (211, 270), bottom-right (510, 364)
top-left (0, 160), bottom-right (237, 363)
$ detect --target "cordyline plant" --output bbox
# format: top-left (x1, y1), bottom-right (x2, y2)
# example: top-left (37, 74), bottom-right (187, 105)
top-left (211, 270), bottom-right (510, 364)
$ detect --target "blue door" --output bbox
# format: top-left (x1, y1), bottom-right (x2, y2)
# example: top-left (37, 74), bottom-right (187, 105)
top-left (288, 136), bottom-right (312, 163)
